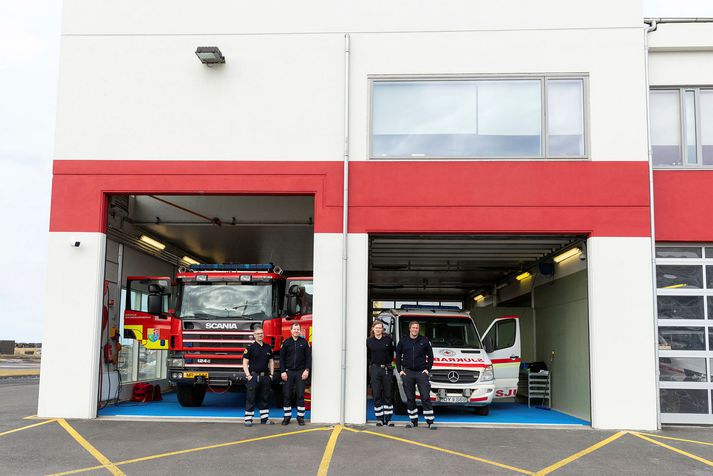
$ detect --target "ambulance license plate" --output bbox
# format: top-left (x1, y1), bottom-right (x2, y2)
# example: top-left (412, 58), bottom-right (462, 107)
top-left (439, 396), bottom-right (467, 403)
top-left (184, 372), bottom-right (209, 379)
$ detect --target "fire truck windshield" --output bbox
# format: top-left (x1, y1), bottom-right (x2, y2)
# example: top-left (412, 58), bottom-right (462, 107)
top-left (178, 283), bottom-right (273, 319)
top-left (399, 316), bottom-right (482, 349)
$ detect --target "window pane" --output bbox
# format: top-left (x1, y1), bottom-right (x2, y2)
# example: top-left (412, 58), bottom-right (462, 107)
top-left (138, 347), bottom-right (160, 381)
top-left (371, 80), bottom-right (541, 157)
top-left (707, 266), bottom-right (713, 289)
top-left (656, 265), bottom-right (703, 289)
top-left (660, 388), bottom-right (709, 414)
top-left (701, 90), bottom-right (713, 165)
top-left (710, 358), bottom-right (713, 382)
top-left (709, 297), bottom-right (713, 319)
top-left (495, 320), bottom-right (516, 349)
top-left (650, 90), bottom-right (682, 166)
top-left (658, 327), bottom-right (706, 350)
top-left (659, 357), bottom-right (707, 382)
top-left (657, 295), bottom-right (704, 319)
top-left (372, 301), bottom-right (395, 309)
top-left (118, 344), bottom-right (136, 383)
top-left (684, 90), bottom-right (698, 164)
top-left (547, 79), bottom-right (584, 156)
top-left (656, 246), bottom-right (702, 259)
top-left (706, 247), bottom-right (713, 259)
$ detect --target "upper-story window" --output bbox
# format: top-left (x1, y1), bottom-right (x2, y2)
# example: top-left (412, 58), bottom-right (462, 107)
top-left (650, 88), bottom-right (713, 168)
top-left (370, 76), bottom-right (587, 159)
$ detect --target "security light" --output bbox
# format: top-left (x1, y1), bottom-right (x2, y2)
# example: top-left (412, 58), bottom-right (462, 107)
top-left (195, 46), bottom-right (225, 65)
top-left (182, 256), bottom-right (200, 266)
top-left (515, 271), bottom-right (532, 281)
top-left (139, 235), bottom-right (166, 250)
top-left (553, 247), bottom-right (582, 263)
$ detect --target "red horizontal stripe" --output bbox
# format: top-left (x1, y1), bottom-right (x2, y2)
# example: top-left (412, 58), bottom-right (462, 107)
top-left (469, 396), bottom-right (489, 402)
top-left (655, 170), bottom-right (713, 241)
top-left (50, 160), bottom-right (650, 237)
top-left (185, 364), bottom-right (243, 368)
top-left (184, 354), bottom-right (244, 359)
top-left (433, 363), bottom-right (487, 368)
top-left (179, 346), bottom-right (245, 352)
top-left (491, 358), bottom-right (521, 364)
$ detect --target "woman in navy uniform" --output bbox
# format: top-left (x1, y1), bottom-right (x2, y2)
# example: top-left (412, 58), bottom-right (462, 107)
top-left (366, 320), bottom-right (395, 426)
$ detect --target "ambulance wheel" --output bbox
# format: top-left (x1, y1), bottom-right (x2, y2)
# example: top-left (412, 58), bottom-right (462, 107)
top-left (177, 383), bottom-right (206, 407)
top-left (392, 385), bottom-right (407, 415)
top-left (474, 405), bottom-right (490, 416)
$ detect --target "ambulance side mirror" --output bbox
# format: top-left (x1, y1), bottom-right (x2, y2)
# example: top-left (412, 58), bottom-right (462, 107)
top-left (483, 335), bottom-right (495, 354)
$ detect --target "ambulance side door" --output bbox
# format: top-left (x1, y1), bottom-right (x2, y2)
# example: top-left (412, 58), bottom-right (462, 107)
top-left (482, 316), bottom-right (521, 399)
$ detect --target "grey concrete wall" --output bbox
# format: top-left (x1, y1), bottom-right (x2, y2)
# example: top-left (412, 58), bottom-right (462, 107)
top-left (533, 269), bottom-right (590, 421)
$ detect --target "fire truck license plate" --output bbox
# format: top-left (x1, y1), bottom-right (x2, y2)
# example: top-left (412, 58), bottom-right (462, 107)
top-left (440, 396), bottom-right (467, 403)
top-left (184, 372), bottom-right (209, 379)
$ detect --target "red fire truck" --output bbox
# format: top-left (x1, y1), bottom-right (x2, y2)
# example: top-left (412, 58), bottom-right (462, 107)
top-left (123, 264), bottom-right (312, 407)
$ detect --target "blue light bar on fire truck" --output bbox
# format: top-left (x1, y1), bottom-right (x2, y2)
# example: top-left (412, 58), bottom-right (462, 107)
top-left (399, 304), bottom-right (462, 311)
top-left (188, 263), bottom-right (276, 272)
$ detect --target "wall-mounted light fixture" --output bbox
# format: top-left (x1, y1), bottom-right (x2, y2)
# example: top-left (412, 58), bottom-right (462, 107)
top-left (195, 46), bottom-right (225, 65)
top-left (553, 247), bottom-right (582, 263)
top-left (139, 235), bottom-right (166, 250)
top-left (515, 271), bottom-right (532, 281)
top-left (182, 256), bottom-right (200, 266)
top-left (473, 294), bottom-right (485, 303)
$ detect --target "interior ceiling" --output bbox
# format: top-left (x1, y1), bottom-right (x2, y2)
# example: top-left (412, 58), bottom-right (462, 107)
top-left (128, 195), bottom-right (315, 271)
top-left (369, 234), bottom-right (584, 299)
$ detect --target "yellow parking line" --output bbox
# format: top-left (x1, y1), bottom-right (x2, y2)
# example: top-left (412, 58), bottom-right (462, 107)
top-left (632, 432), bottom-right (713, 469)
top-left (354, 428), bottom-right (533, 475)
top-left (50, 426), bottom-right (331, 475)
top-left (0, 418), bottom-right (56, 437)
top-left (636, 432), bottom-right (713, 447)
top-left (56, 419), bottom-right (125, 476)
top-left (534, 431), bottom-right (627, 475)
top-left (317, 425), bottom-right (343, 476)
top-left (23, 415), bottom-right (39, 420)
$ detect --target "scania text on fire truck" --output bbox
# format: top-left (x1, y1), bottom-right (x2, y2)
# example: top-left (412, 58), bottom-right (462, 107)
top-left (378, 306), bottom-right (521, 416)
top-left (122, 263), bottom-right (313, 407)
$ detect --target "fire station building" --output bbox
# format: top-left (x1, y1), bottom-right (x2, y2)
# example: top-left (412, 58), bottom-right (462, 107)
top-left (39, 1), bottom-right (713, 430)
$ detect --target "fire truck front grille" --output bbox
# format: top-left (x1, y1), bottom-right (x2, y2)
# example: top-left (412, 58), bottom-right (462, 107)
top-left (430, 369), bottom-right (480, 384)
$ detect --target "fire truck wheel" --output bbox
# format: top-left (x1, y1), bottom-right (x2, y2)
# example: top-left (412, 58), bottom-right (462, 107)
top-left (392, 385), bottom-right (407, 415)
top-left (474, 405), bottom-right (490, 416)
top-left (176, 383), bottom-right (207, 407)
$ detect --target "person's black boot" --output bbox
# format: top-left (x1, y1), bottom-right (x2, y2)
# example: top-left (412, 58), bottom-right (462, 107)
top-left (281, 417), bottom-right (291, 426)
top-left (297, 417), bottom-right (305, 426)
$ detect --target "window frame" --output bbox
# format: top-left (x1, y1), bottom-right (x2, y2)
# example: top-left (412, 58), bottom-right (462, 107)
top-left (650, 86), bottom-right (713, 169)
top-left (368, 73), bottom-right (590, 161)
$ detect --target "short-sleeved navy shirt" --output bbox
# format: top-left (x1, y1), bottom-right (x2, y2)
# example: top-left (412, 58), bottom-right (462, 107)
top-left (243, 341), bottom-right (274, 373)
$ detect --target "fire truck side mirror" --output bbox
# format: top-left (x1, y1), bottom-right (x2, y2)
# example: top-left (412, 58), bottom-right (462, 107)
top-left (286, 295), bottom-right (299, 316)
top-left (147, 294), bottom-right (163, 316)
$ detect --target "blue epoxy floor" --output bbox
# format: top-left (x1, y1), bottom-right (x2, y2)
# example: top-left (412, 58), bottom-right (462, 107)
top-left (100, 391), bottom-right (588, 426)
top-left (365, 401), bottom-right (589, 426)
top-left (99, 391), bottom-right (311, 420)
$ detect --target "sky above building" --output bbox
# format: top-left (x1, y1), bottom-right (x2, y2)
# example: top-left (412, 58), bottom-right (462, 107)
top-left (1, 1), bottom-right (712, 342)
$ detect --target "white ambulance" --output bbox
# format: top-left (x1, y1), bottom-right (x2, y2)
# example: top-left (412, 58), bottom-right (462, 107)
top-left (377, 306), bottom-right (521, 416)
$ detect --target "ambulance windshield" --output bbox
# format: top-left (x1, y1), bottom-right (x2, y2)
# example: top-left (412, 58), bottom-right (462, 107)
top-left (400, 316), bottom-right (482, 349)
top-left (177, 282), bottom-right (273, 319)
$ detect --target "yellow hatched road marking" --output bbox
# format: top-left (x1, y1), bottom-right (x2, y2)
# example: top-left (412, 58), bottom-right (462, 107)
top-left (347, 427), bottom-right (533, 474)
top-left (632, 432), bottom-right (713, 469)
top-left (533, 431), bottom-right (627, 475)
top-left (637, 432), bottom-right (713, 447)
top-left (56, 419), bottom-right (125, 476)
top-left (0, 418), bottom-right (56, 437)
top-left (50, 426), bottom-right (331, 476)
top-left (317, 425), bottom-right (343, 476)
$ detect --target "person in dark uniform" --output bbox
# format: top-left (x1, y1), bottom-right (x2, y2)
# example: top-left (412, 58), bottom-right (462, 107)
top-left (395, 320), bottom-right (437, 429)
top-left (241, 325), bottom-right (275, 427)
top-left (366, 320), bottom-right (395, 426)
top-left (280, 322), bottom-right (311, 426)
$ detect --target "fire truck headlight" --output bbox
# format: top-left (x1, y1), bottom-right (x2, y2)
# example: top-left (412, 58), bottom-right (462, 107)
top-left (168, 358), bottom-right (185, 368)
top-left (481, 365), bottom-right (494, 382)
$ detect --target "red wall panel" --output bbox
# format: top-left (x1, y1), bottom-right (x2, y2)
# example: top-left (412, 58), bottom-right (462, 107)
top-left (50, 160), bottom-right (651, 237)
top-left (654, 170), bottom-right (713, 242)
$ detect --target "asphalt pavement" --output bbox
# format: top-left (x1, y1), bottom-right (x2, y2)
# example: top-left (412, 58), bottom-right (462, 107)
top-left (2, 380), bottom-right (713, 475)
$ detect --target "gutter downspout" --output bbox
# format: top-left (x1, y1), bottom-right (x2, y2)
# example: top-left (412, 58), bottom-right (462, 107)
top-left (643, 19), bottom-right (661, 430)
top-left (339, 33), bottom-right (351, 426)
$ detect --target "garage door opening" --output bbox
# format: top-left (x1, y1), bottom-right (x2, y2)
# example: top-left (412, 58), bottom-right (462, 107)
top-left (97, 194), bottom-right (314, 421)
top-left (367, 234), bottom-right (591, 426)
